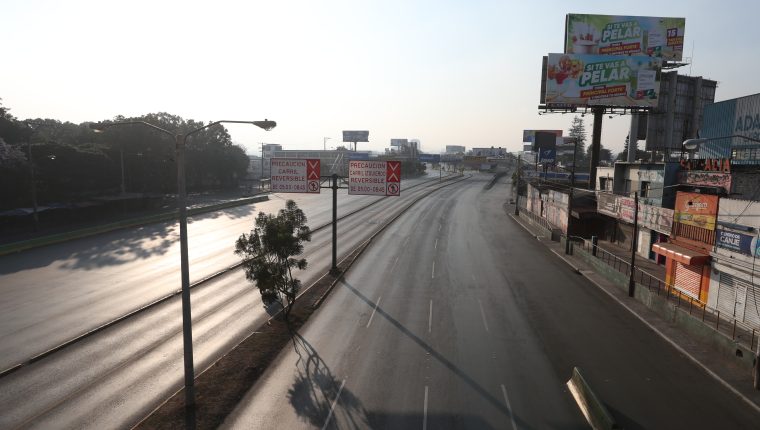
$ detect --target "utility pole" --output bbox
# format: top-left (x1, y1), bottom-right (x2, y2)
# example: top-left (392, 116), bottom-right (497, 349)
top-left (628, 191), bottom-right (639, 297)
top-left (589, 106), bottom-right (604, 190)
top-left (565, 138), bottom-right (579, 255)
top-left (514, 154), bottom-right (521, 216)
top-left (260, 142), bottom-right (265, 189)
top-left (27, 138), bottom-right (39, 231)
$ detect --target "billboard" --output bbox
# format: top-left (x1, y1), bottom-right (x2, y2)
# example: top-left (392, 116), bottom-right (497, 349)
top-left (674, 192), bottom-right (719, 231)
top-left (390, 139), bottom-right (408, 147)
top-left (523, 130), bottom-right (562, 143)
top-left (544, 53), bottom-right (661, 108)
top-left (539, 149), bottom-right (556, 163)
top-left (270, 158), bottom-right (321, 193)
top-left (348, 160), bottom-right (400, 196)
top-left (343, 130), bottom-right (369, 142)
top-left (565, 14), bottom-right (685, 60)
top-left (418, 154), bottom-right (441, 163)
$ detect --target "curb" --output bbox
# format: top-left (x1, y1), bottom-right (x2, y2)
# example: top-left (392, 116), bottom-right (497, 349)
top-left (567, 367), bottom-right (620, 430)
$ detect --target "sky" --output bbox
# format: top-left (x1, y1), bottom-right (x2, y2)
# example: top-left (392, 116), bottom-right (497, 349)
top-left (2, 0), bottom-right (759, 156)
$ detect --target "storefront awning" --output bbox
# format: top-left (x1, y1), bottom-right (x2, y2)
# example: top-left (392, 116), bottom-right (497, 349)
top-left (652, 242), bottom-right (711, 265)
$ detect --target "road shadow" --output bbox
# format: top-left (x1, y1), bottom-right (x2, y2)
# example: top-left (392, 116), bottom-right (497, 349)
top-left (0, 221), bottom-right (176, 274)
top-left (287, 333), bottom-right (370, 429)
top-left (187, 203), bottom-right (258, 223)
top-left (339, 280), bottom-right (538, 430)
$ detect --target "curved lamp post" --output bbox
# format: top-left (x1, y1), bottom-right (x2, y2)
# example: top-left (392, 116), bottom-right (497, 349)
top-left (90, 118), bottom-right (276, 411)
top-left (683, 135), bottom-right (760, 158)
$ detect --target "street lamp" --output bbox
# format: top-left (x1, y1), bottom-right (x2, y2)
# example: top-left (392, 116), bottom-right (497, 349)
top-left (682, 135), bottom-right (760, 159)
top-left (90, 118), bottom-right (275, 411)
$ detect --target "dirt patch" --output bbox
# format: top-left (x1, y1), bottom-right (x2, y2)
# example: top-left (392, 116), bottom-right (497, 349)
top-left (133, 250), bottom-right (362, 430)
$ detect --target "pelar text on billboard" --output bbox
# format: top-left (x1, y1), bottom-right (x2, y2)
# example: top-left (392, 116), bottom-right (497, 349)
top-left (348, 160), bottom-right (401, 196)
top-left (565, 14), bottom-right (685, 60)
top-left (544, 53), bottom-right (661, 108)
top-left (270, 158), bottom-right (321, 193)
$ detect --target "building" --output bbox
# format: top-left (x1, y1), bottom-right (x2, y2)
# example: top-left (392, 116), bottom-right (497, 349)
top-left (652, 191), bottom-right (717, 304)
top-left (595, 162), bottom-right (679, 261)
top-left (261, 144), bottom-right (282, 178)
top-left (471, 147), bottom-right (508, 157)
top-left (688, 93), bottom-right (760, 328)
top-left (707, 198), bottom-right (760, 329)
top-left (644, 72), bottom-right (717, 156)
top-left (272, 149), bottom-right (373, 177)
top-left (445, 145), bottom-right (465, 154)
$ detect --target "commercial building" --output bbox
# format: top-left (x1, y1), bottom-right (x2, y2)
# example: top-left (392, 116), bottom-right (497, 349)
top-left (261, 144), bottom-right (282, 178)
top-left (595, 162), bottom-right (679, 261)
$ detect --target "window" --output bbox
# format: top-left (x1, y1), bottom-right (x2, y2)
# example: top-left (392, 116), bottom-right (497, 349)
top-left (640, 181), bottom-right (650, 198)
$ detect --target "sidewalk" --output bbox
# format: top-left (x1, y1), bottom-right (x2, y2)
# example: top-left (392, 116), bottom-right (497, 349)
top-left (596, 239), bottom-right (666, 281)
top-left (510, 208), bottom-right (760, 414)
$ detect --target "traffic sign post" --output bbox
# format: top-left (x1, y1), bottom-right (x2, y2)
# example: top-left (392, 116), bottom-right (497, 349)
top-left (266, 155), bottom-right (401, 275)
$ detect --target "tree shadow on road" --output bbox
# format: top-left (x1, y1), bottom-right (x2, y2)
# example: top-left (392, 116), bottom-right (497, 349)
top-left (286, 332), bottom-right (369, 429)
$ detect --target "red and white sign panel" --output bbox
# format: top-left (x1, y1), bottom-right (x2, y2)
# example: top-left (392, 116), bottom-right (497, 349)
top-left (348, 160), bottom-right (401, 196)
top-left (270, 158), bottom-right (321, 193)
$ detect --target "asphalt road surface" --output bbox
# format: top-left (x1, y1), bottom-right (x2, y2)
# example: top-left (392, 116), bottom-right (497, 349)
top-left (0, 173), bottom-right (458, 428)
top-left (223, 173), bottom-right (760, 429)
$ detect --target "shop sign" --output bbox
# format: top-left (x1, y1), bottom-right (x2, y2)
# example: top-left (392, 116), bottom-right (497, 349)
top-left (679, 171), bottom-right (732, 193)
top-left (674, 192), bottom-right (719, 231)
top-left (679, 158), bottom-right (731, 173)
top-left (716, 229), bottom-right (754, 255)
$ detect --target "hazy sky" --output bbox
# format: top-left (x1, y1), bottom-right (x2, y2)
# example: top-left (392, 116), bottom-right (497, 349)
top-left (2, 0), bottom-right (758, 156)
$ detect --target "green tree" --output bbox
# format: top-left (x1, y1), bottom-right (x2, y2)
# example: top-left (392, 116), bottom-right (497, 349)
top-left (235, 200), bottom-right (312, 319)
top-left (568, 116), bottom-right (587, 155)
top-left (616, 134), bottom-right (651, 162)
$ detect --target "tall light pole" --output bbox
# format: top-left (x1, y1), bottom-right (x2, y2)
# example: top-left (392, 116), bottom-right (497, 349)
top-left (24, 122), bottom-right (42, 231)
top-left (91, 118), bottom-right (276, 411)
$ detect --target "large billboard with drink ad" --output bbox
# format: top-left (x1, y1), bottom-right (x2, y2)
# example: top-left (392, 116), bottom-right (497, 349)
top-left (544, 53), bottom-right (661, 108)
top-left (565, 14), bottom-right (685, 60)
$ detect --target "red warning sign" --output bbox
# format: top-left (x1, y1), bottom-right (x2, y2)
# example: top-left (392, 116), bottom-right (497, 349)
top-left (348, 160), bottom-right (401, 196)
top-left (271, 158), bottom-right (321, 193)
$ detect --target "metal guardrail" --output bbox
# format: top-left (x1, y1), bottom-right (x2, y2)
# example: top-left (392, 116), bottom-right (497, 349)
top-left (569, 236), bottom-right (759, 352)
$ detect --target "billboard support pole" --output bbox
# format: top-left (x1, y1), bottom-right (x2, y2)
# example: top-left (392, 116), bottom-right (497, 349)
top-left (628, 191), bottom-right (639, 297)
top-left (565, 139), bottom-right (578, 254)
top-left (589, 107), bottom-right (604, 190)
top-left (331, 173), bottom-right (338, 274)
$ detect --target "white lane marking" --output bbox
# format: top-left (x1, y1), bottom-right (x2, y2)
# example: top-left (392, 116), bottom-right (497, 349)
top-left (366, 296), bottom-right (382, 328)
top-left (434, 239), bottom-right (438, 250)
top-left (471, 274), bottom-right (476, 282)
top-left (403, 235), bottom-right (411, 248)
top-left (423, 385), bottom-right (429, 430)
top-left (478, 299), bottom-right (490, 332)
top-left (428, 300), bottom-right (433, 333)
top-left (432, 262), bottom-right (435, 279)
top-left (321, 379), bottom-right (346, 430)
top-left (501, 384), bottom-right (518, 430)
top-left (438, 223), bottom-right (442, 232)
top-left (391, 255), bottom-right (400, 271)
